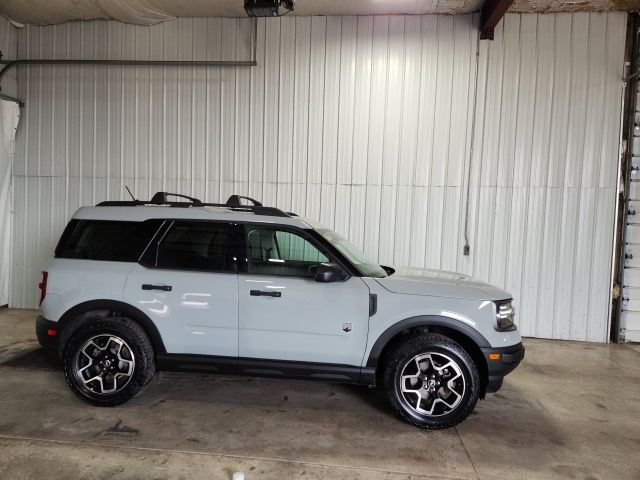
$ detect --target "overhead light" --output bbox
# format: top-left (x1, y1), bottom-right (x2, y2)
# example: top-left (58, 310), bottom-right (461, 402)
top-left (244, 0), bottom-right (294, 17)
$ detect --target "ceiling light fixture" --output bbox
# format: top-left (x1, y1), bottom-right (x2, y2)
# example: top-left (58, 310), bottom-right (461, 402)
top-left (244, 0), bottom-right (294, 17)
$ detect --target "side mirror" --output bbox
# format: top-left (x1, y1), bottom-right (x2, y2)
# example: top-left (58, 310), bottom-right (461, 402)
top-left (315, 263), bottom-right (344, 283)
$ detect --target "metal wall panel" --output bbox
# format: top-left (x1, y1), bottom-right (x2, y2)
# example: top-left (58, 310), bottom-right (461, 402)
top-left (11, 13), bottom-right (627, 343)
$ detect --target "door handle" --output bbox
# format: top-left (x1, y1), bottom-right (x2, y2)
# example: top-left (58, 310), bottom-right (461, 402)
top-left (250, 289), bottom-right (281, 298)
top-left (142, 284), bottom-right (172, 292)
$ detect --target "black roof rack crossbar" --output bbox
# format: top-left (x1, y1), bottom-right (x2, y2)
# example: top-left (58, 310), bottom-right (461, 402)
top-left (226, 195), bottom-right (262, 207)
top-left (96, 193), bottom-right (294, 217)
top-left (151, 192), bottom-right (203, 205)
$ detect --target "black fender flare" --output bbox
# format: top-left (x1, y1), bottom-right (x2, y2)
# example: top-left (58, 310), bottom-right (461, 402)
top-left (365, 315), bottom-right (491, 368)
top-left (56, 299), bottom-right (166, 355)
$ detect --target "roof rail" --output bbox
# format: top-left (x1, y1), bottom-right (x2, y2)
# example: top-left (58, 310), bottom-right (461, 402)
top-left (96, 192), bottom-right (293, 217)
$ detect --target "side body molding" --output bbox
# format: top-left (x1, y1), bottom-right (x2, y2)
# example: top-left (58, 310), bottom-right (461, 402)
top-left (365, 315), bottom-right (492, 368)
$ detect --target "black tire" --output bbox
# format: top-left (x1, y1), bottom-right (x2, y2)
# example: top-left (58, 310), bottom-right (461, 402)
top-left (63, 317), bottom-right (156, 407)
top-left (383, 333), bottom-right (480, 429)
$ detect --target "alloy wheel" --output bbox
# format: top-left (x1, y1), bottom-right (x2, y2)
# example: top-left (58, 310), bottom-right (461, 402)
top-left (398, 351), bottom-right (466, 417)
top-left (74, 334), bottom-right (135, 395)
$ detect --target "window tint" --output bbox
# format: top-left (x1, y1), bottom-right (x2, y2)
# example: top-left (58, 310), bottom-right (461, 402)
top-left (156, 221), bottom-right (229, 272)
top-left (245, 226), bottom-right (328, 277)
top-left (55, 219), bottom-right (163, 262)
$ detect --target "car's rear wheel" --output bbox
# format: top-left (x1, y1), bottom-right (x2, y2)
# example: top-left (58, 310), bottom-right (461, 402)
top-left (383, 333), bottom-right (480, 429)
top-left (63, 317), bottom-right (155, 406)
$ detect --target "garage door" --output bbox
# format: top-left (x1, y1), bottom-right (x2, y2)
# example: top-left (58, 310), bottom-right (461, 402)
top-left (622, 100), bottom-right (640, 342)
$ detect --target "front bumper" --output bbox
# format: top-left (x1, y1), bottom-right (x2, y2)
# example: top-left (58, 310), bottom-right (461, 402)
top-left (481, 342), bottom-right (525, 393)
top-left (36, 316), bottom-right (60, 353)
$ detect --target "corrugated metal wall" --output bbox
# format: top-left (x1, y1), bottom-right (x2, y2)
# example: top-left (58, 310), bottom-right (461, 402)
top-left (471, 13), bottom-right (625, 341)
top-left (11, 12), bottom-right (627, 342)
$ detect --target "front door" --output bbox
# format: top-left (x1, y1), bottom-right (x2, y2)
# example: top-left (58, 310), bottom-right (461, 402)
top-left (237, 224), bottom-right (370, 367)
top-left (123, 220), bottom-right (238, 357)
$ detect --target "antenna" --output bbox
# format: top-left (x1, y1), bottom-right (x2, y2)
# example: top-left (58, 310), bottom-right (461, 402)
top-left (125, 186), bottom-right (136, 202)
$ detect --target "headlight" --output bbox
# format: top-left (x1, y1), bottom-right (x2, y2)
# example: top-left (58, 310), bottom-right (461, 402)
top-left (495, 300), bottom-right (517, 332)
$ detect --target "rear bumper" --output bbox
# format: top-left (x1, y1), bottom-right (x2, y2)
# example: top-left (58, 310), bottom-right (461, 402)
top-left (36, 316), bottom-right (60, 353)
top-left (481, 342), bottom-right (525, 393)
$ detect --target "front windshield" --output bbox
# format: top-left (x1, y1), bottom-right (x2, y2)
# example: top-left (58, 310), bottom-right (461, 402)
top-left (317, 229), bottom-right (388, 278)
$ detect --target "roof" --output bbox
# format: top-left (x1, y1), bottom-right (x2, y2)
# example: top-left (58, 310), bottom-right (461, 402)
top-left (1, 0), bottom-right (637, 26)
top-left (72, 204), bottom-right (316, 229)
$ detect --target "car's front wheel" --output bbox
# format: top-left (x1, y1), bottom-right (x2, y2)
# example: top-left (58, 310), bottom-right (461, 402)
top-left (63, 317), bottom-right (156, 406)
top-left (383, 333), bottom-right (480, 429)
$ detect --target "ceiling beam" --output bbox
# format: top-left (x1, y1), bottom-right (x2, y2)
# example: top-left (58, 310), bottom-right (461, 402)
top-left (480, 0), bottom-right (514, 40)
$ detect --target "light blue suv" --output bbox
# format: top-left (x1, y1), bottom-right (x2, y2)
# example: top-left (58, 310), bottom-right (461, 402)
top-left (37, 193), bottom-right (524, 429)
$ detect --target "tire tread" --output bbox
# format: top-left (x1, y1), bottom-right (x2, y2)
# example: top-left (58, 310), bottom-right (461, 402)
top-left (383, 333), bottom-right (480, 429)
top-left (63, 317), bottom-right (156, 407)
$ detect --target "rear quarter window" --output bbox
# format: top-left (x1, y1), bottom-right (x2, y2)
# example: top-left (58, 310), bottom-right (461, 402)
top-left (55, 219), bottom-right (163, 262)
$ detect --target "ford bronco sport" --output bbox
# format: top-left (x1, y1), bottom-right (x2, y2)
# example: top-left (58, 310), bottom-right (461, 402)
top-left (36, 193), bottom-right (524, 429)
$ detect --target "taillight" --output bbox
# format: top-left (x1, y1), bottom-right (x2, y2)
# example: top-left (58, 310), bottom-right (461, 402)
top-left (38, 271), bottom-right (48, 306)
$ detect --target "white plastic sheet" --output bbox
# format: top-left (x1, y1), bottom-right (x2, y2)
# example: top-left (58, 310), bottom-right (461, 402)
top-left (0, 99), bottom-right (19, 306)
top-left (0, 0), bottom-right (481, 26)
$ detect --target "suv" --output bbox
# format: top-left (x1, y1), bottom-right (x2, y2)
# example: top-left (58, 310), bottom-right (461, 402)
top-left (36, 193), bottom-right (524, 429)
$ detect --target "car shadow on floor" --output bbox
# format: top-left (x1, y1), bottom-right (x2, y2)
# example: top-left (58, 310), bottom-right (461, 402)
top-left (0, 347), bottom-right (61, 370)
top-left (0, 347), bottom-right (561, 447)
top-left (340, 383), bottom-right (395, 414)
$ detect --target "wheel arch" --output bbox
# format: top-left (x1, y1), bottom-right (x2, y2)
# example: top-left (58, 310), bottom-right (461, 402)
top-left (56, 299), bottom-right (166, 356)
top-left (367, 316), bottom-right (490, 398)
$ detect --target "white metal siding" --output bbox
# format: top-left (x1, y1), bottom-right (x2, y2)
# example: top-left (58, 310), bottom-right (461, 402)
top-left (11, 13), bottom-right (626, 342)
top-left (471, 13), bottom-right (626, 342)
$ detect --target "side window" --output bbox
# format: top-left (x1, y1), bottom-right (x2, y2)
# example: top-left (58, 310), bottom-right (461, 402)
top-left (274, 231), bottom-right (326, 262)
top-left (156, 221), bottom-right (230, 272)
top-left (55, 219), bottom-right (163, 262)
top-left (245, 226), bottom-right (328, 277)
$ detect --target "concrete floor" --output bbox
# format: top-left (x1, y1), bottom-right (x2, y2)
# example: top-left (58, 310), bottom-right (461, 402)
top-left (0, 309), bottom-right (639, 480)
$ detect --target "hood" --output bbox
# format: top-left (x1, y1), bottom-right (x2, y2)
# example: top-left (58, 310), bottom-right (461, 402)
top-left (375, 266), bottom-right (511, 301)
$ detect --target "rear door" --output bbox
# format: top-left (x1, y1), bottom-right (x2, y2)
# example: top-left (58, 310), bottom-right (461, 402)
top-left (123, 220), bottom-right (238, 357)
